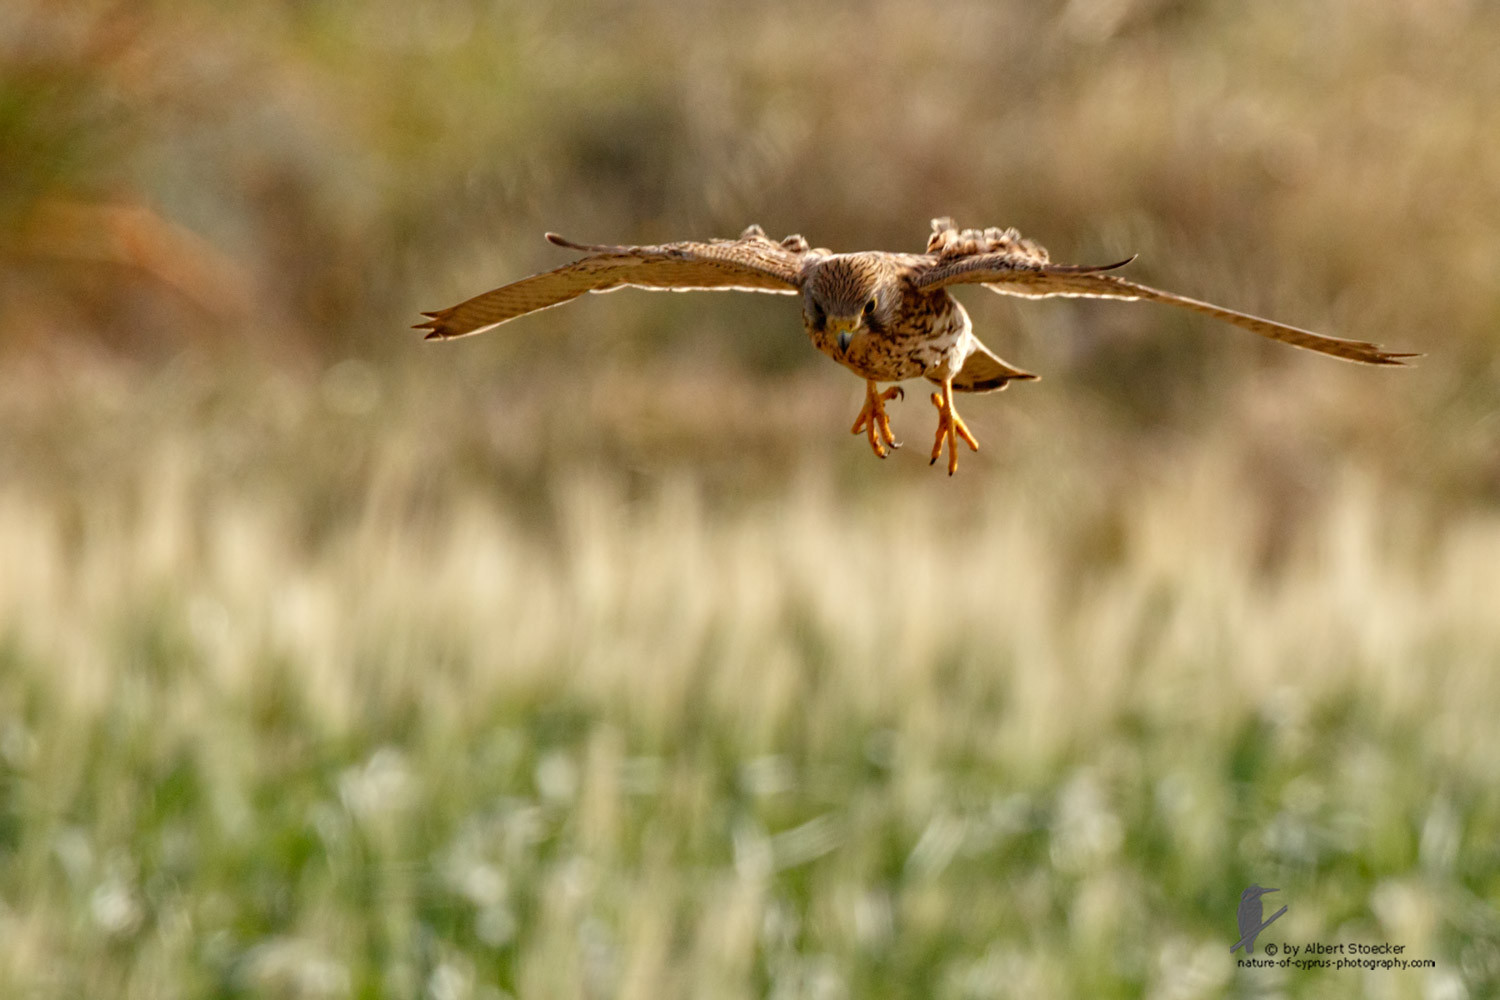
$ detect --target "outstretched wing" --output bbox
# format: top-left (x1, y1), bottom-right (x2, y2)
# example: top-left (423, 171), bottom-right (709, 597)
top-left (416, 226), bottom-right (808, 340)
top-left (915, 220), bottom-right (1417, 366)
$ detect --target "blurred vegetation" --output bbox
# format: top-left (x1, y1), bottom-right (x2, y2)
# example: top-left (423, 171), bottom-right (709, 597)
top-left (3, 0), bottom-right (1499, 489)
top-left (2, 0), bottom-right (1500, 997)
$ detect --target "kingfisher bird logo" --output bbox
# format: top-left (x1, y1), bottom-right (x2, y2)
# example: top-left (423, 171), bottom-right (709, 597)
top-left (1230, 885), bottom-right (1287, 954)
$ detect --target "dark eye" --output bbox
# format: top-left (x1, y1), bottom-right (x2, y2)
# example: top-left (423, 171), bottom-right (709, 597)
top-left (810, 302), bottom-right (826, 327)
top-left (863, 298), bottom-right (876, 315)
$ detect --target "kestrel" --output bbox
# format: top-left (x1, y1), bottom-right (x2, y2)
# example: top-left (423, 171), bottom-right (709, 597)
top-left (416, 219), bottom-right (1416, 474)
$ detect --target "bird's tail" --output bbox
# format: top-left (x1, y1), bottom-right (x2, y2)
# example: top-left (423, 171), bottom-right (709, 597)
top-left (948, 339), bottom-right (1038, 393)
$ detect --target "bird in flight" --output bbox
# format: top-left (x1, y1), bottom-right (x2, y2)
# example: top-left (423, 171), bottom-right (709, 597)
top-left (416, 218), bottom-right (1416, 474)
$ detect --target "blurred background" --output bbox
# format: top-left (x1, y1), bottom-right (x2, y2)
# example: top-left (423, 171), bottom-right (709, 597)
top-left (2, 0), bottom-right (1498, 996)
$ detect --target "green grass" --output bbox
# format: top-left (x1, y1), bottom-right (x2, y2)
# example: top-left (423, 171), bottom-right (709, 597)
top-left (0, 366), bottom-right (1495, 999)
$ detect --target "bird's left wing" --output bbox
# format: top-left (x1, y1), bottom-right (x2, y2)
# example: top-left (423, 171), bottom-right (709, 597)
top-left (416, 226), bottom-right (807, 340)
top-left (914, 220), bottom-right (1417, 366)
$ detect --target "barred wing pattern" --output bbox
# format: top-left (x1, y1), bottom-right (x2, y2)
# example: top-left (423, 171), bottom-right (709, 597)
top-left (416, 228), bottom-right (806, 341)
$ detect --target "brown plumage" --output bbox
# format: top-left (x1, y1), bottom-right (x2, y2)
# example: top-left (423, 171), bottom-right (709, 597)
top-left (417, 219), bottom-right (1417, 474)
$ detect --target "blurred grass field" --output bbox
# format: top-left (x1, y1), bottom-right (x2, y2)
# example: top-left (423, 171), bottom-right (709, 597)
top-left (4, 364), bottom-right (1500, 998)
top-left (3, 1), bottom-right (1500, 997)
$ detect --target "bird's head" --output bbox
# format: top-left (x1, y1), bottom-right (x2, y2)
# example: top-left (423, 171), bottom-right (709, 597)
top-left (803, 254), bottom-right (892, 356)
top-left (1241, 885), bottom-right (1278, 901)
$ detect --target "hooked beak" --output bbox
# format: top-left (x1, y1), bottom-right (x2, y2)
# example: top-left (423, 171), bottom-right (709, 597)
top-left (830, 318), bottom-right (858, 355)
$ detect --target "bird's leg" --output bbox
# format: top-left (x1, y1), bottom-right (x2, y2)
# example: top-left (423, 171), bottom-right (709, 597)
top-left (929, 378), bottom-right (979, 476)
top-left (850, 380), bottom-right (903, 458)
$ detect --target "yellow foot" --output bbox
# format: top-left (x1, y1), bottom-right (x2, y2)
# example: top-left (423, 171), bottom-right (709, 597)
top-left (850, 381), bottom-right (903, 458)
top-left (929, 384), bottom-right (979, 476)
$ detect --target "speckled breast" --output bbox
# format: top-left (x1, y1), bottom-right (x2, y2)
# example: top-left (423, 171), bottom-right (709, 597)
top-left (807, 292), bottom-right (972, 383)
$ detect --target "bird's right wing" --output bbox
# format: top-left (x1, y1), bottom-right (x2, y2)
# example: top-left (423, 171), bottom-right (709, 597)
top-left (960, 266), bottom-right (1416, 366)
top-left (415, 226), bottom-right (808, 340)
top-left (915, 218), bottom-right (1417, 366)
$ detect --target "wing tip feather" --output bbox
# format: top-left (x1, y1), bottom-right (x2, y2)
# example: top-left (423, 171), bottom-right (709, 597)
top-left (1047, 254), bottom-right (1137, 274)
top-left (546, 231), bottom-right (616, 253)
top-left (413, 309), bottom-right (458, 340)
top-left (1366, 350), bottom-right (1422, 366)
